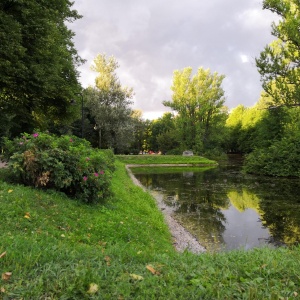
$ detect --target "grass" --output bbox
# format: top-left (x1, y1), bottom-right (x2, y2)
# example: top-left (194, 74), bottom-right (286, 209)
top-left (0, 162), bottom-right (300, 299)
top-left (116, 154), bottom-right (217, 165)
top-left (129, 166), bottom-right (215, 174)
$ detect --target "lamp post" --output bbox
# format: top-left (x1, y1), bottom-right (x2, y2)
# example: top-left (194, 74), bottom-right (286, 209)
top-left (72, 92), bottom-right (84, 138)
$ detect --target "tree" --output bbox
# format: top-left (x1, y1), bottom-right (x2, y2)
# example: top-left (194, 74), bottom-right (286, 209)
top-left (129, 110), bottom-right (147, 154)
top-left (225, 100), bottom-right (284, 154)
top-left (86, 54), bottom-right (134, 153)
top-left (164, 67), bottom-right (227, 153)
top-left (0, 0), bottom-right (83, 138)
top-left (256, 0), bottom-right (300, 106)
top-left (148, 113), bottom-right (178, 152)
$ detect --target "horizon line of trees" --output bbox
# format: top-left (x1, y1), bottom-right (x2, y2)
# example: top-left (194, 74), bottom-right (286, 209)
top-left (1, 0), bottom-right (300, 177)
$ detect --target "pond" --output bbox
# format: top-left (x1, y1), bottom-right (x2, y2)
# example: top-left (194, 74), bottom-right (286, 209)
top-left (131, 155), bottom-right (300, 252)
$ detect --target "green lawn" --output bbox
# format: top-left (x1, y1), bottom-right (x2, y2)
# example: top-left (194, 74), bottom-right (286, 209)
top-left (117, 154), bottom-right (217, 165)
top-left (0, 162), bottom-right (300, 299)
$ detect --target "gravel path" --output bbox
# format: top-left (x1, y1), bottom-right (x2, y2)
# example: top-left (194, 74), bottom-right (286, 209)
top-left (126, 165), bottom-right (206, 254)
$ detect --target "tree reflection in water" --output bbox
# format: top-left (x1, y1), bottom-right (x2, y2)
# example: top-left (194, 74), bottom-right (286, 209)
top-left (132, 157), bottom-right (300, 251)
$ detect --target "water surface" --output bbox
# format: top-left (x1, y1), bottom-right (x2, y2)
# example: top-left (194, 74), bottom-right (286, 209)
top-left (132, 156), bottom-right (300, 251)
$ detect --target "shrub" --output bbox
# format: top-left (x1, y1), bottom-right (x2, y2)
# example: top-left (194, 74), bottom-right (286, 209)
top-left (244, 136), bottom-right (300, 177)
top-left (3, 132), bottom-right (115, 203)
top-left (165, 148), bottom-right (182, 155)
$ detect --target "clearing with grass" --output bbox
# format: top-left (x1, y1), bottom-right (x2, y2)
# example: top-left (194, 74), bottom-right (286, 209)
top-left (0, 158), bottom-right (300, 299)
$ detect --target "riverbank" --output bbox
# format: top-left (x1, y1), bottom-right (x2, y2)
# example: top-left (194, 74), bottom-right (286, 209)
top-left (126, 164), bottom-right (205, 254)
top-left (1, 161), bottom-right (300, 298)
top-left (117, 154), bottom-right (217, 166)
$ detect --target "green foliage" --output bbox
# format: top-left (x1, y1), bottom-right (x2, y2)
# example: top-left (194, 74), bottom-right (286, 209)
top-left (0, 0), bottom-right (84, 138)
top-left (256, 0), bottom-right (300, 106)
top-left (225, 101), bottom-right (289, 154)
top-left (164, 67), bottom-right (228, 153)
top-left (85, 54), bottom-right (134, 152)
top-left (248, 136), bottom-right (300, 177)
top-left (225, 104), bottom-right (272, 153)
top-left (3, 132), bottom-right (115, 203)
top-left (1, 162), bottom-right (300, 298)
top-left (236, 104), bottom-right (300, 177)
top-left (149, 113), bottom-right (180, 153)
top-left (128, 110), bottom-right (148, 154)
top-left (244, 135), bottom-right (300, 177)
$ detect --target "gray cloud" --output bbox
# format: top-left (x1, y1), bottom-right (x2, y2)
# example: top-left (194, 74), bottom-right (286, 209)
top-left (70, 0), bottom-right (278, 119)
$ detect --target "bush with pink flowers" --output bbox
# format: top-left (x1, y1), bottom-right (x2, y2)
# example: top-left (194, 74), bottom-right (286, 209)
top-left (3, 132), bottom-right (115, 203)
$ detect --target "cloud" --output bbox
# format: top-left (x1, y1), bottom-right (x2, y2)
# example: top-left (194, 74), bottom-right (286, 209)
top-left (70, 0), bottom-right (278, 119)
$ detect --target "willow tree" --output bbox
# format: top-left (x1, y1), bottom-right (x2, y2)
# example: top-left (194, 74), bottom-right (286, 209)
top-left (86, 54), bottom-right (134, 152)
top-left (164, 67), bottom-right (227, 153)
top-left (256, 0), bottom-right (300, 106)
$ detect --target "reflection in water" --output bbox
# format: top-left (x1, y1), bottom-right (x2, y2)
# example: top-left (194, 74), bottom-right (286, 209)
top-left (132, 157), bottom-right (300, 251)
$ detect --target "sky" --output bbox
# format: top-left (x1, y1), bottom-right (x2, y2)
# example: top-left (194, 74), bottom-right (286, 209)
top-left (69, 0), bottom-right (278, 120)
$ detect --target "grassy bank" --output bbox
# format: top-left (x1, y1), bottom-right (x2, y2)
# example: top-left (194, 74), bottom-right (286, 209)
top-left (0, 161), bottom-right (300, 299)
top-left (117, 154), bottom-right (217, 165)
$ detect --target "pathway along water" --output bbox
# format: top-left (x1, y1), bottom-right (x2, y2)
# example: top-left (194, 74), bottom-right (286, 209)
top-left (130, 155), bottom-right (300, 252)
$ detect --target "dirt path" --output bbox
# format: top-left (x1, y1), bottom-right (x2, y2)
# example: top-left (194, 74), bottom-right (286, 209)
top-left (125, 165), bottom-right (205, 254)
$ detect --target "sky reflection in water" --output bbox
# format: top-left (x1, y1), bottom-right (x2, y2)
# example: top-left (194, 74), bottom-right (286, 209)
top-left (132, 158), bottom-right (300, 252)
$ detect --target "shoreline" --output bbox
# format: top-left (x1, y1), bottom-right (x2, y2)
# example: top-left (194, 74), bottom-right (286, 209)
top-left (0, 160), bottom-right (205, 253)
top-left (125, 165), bottom-right (206, 254)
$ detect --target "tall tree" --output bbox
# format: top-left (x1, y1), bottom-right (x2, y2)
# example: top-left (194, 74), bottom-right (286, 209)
top-left (256, 0), bottom-right (300, 106)
top-left (164, 67), bottom-right (227, 153)
top-left (0, 0), bottom-right (83, 137)
top-left (86, 54), bottom-right (134, 152)
top-left (129, 110), bottom-right (147, 154)
top-left (149, 113), bottom-right (179, 153)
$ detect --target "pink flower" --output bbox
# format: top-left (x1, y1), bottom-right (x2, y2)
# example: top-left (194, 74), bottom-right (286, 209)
top-left (86, 157), bottom-right (90, 161)
top-left (83, 176), bottom-right (88, 181)
top-left (70, 138), bottom-right (73, 142)
top-left (19, 142), bottom-right (24, 145)
top-left (32, 133), bottom-right (39, 138)
top-left (100, 170), bottom-right (105, 175)
top-left (94, 172), bottom-right (99, 177)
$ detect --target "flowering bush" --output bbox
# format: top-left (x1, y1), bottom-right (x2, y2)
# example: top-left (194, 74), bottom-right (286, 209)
top-left (3, 132), bottom-right (115, 203)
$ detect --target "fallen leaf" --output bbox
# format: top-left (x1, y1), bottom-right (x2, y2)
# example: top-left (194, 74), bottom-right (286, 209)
top-left (260, 264), bottom-right (267, 269)
top-left (98, 241), bottom-right (107, 247)
top-left (2, 272), bottom-right (12, 281)
top-left (0, 252), bottom-right (6, 259)
top-left (61, 234), bottom-right (65, 238)
top-left (24, 212), bottom-right (30, 219)
top-left (129, 274), bottom-right (144, 281)
top-left (87, 283), bottom-right (99, 294)
top-left (104, 256), bottom-right (111, 266)
top-left (146, 265), bottom-right (160, 275)
top-left (8, 190), bottom-right (13, 193)
top-left (1, 287), bottom-right (5, 293)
